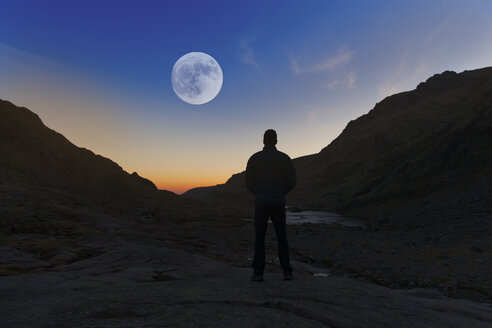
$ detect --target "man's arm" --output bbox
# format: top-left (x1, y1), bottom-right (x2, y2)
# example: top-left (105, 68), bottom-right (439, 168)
top-left (245, 156), bottom-right (255, 194)
top-left (285, 157), bottom-right (296, 194)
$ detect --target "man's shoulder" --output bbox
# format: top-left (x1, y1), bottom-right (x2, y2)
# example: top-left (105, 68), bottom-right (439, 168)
top-left (248, 151), bottom-right (263, 162)
top-left (275, 149), bottom-right (292, 161)
top-left (249, 148), bottom-right (292, 162)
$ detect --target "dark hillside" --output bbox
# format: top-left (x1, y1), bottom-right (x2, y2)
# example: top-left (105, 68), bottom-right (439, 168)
top-left (184, 67), bottom-right (492, 216)
top-left (0, 99), bottom-right (177, 208)
top-left (293, 68), bottom-right (492, 213)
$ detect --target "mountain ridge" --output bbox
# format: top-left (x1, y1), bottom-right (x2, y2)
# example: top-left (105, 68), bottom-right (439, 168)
top-left (0, 99), bottom-right (177, 208)
top-left (183, 67), bottom-right (492, 216)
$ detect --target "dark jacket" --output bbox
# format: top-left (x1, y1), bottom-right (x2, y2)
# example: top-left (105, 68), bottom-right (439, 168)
top-left (245, 145), bottom-right (297, 206)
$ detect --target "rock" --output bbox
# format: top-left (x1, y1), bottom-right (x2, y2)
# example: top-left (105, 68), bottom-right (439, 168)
top-left (404, 288), bottom-right (446, 300)
top-left (0, 246), bottom-right (50, 271)
top-left (49, 251), bottom-right (79, 265)
top-left (151, 270), bottom-right (180, 281)
top-left (280, 260), bottom-right (330, 275)
top-left (472, 245), bottom-right (484, 253)
top-left (1, 245), bottom-right (491, 328)
top-left (398, 278), bottom-right (409, 287)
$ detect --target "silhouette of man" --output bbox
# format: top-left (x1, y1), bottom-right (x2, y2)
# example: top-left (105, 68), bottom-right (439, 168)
top-left (245, 129), bottom-right (296, 281)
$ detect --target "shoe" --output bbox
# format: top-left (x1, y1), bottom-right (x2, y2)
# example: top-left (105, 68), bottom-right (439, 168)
top-left (283, 271), bottom-right (293, 281)
top-left (251, 273), bottom-right (264, 282)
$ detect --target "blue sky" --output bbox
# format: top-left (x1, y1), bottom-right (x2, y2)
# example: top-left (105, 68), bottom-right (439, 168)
top-left (1, 0), bottom-right (492, 193)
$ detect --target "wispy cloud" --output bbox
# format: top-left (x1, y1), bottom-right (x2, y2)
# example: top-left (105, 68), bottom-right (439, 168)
top-left (239, 37), bottom-right (261, 71)
top-left (377, 56), bottom-right (430, 99)
top-left (347, 71), bottom-right (356, 88)
top-left (0, 43), bottom-right (32, 56)
top-left (425, 18), bottom-right (449, 44)
top-left (324, 71), bottom-right (356, 89)
top-left (325, 79), bottom-right (340, 89)
top-left (290, 47), bottom-right (354, 74)
top-left (0, 43), bottom-right (65, 74)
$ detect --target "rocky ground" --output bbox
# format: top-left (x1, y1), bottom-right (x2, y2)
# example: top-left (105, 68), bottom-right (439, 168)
top-left (160, 209), bottom-right (492, 304)
top-left (2, 228), bottom-right (492, 327)
top-left (1, 183), bottom-right (492, 327)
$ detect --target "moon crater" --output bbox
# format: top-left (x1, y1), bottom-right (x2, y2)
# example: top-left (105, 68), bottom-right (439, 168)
top-left (171, 52), bottom-right (223, 105)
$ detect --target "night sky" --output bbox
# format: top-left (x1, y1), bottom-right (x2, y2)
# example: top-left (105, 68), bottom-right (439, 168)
top-left (1, 0), bottom-right (491, 193)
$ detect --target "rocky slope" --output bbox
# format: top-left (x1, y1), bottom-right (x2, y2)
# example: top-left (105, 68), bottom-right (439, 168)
top-left (0, 99), bottom-right (178, 209)
top-left (184, 67), bottom-right (492, 216)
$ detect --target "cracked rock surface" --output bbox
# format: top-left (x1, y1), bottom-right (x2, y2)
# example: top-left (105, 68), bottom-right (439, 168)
top-left (1, 236), bottom-right (491, 328)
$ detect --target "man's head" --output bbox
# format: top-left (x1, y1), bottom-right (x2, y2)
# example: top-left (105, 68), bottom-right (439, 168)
top-left (263, 129), bottom-right (277, 146)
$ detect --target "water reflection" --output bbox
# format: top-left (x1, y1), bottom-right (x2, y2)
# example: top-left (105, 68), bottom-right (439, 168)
top-left (286, 210), bottom-right (366, 228)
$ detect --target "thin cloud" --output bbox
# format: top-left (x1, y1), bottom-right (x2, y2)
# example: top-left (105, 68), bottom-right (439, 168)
top-left (378, 62), bottom-right (429, 99)
top-left (290, 48), bottom-right (354, 74)
top-left (0, 43), bottom-right (67, 69)
top-left (347, 71), bottom-right (356, 88)
top-left (325, 79), bottom-right (340, 89)
top-left (425, 18), bottom-right (449, 44)
top-left (324, 72), bottom-right (356, 89)
top-left (0, 42), bottom-right (82, 80)
top-left (0, 43), bottom-right (32, 56)
top-left (239, 37), bottom-right (261, 71)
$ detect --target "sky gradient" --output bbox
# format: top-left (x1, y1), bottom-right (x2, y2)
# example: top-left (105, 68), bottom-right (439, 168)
top-left (1, 0), bottom-right (492, 193)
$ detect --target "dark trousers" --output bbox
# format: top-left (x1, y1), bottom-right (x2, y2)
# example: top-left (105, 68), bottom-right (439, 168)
top-left (252, 204), bottom-right (293, 275)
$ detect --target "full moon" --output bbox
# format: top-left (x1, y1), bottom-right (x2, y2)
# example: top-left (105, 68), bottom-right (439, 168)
top-left (171, 52), bottom-right (223, 105)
